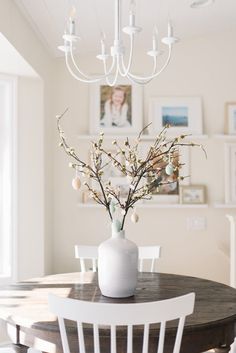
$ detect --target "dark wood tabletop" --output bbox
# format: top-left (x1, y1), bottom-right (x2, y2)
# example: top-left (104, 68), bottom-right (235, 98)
top-left (0, 272), bottom-right (235, 353)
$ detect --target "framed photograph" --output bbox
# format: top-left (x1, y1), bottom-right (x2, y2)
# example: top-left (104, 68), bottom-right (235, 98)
top-left (111, 177), bottom-right (130, 199)
top-left (89, 78), bottom-right (143, 135)
top-left (225, 102), bottom-right (236, 135)
top-left (180, 185), bottom-right (206, 204)
top-left (90, 149), bottom-right (124, 179)
top-left (140, 142), bottom-right (190, 204)
top-left (148, 96), bottom-right (202, 135)
top-left (225, 143), bottom-right (236, 204)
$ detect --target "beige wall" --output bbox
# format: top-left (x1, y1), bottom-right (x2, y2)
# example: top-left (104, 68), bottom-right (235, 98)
top-left (52, 31), bottom-right (236, 284)
top-left (17, 76), bottom-right (45, 280)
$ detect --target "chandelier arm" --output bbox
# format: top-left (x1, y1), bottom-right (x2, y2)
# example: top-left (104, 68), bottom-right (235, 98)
top-left (151, 56), bottom-right (157, 75)
top-left (102, 55), bottom-right (117, 78)
top-left (104, 57), bottom-right (120, 86)
top-left (127, 45), bottom-right (172, 82)
top-left (65, 51), bottom-right (102, 83)
top-left (125, 73), bottom-right (147, 85)
top-left (69, 44), bottom-right (94, 80)
top-left (119, 34), bottom-right (134, 77)
top-left (122, 51), bottom-right (157, 82)
top-left (68, 42), bottom-right (116, 81)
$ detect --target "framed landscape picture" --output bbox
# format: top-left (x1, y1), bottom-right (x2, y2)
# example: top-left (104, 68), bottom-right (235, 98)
top-left (89, 78), bottom-right (143, 135)
top-left (148, 96), bottom-right (203, 135)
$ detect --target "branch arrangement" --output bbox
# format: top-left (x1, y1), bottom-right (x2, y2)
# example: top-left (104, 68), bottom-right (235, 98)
top-left (57, 109), bottom-right (206, 231)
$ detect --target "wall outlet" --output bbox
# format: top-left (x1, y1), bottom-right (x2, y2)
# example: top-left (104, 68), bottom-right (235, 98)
top-left (187, 217), bottom-right (207, 231)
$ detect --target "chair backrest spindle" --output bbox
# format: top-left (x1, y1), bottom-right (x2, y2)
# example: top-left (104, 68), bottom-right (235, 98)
top-left (142, 323), bottom-right (150, 353)
top-left (77, 321), bottom-right (86, 353)
top-left (110, 325), bottom-right (117, 353)
top-left (58, 317), bottom-right (70, 353)
top-left (157, 321), bottom-right (166, 353)
top-left (93, 324), bottom-right (100, 353)
top-left (127, 325), bottom-right (133, 353)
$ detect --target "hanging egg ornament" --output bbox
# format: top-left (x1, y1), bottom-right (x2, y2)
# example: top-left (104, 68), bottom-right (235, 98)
top-left (165, 162), bottom-right (174, 176)
top-left (72, 176), bottom-right (81, 190)
top-left (131, 211), bottom-right (139, 224)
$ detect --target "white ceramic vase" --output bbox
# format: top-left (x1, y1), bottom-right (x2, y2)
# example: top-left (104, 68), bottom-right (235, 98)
top-left (98, 229), bottom-right (138, 298)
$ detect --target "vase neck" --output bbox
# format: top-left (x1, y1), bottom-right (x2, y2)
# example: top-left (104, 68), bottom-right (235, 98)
top-left (112, 230), bottom-right (125, 239)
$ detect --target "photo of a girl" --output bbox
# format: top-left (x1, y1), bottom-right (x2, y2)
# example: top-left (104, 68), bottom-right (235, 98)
top-left (100, 85), bottom-right (132, 128)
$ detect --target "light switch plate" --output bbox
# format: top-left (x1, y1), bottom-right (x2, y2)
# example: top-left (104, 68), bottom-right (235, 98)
top-left (187, 217), bottom-right (207, 231)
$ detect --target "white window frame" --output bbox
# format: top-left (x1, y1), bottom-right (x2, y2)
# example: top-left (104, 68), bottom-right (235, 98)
top-left (0, 74), bottom-right (17, 284)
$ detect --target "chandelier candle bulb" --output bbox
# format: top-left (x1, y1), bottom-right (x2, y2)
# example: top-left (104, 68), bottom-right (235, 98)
top-left (129, 12), bottom-right (135, 27)
top-left (152, 26), bottom-right (158, 51)
top-left (168, 21), bottom-right (174, 38)
top-left (69, 20), bottom-right (76, 36)
top-left (152, 36), bottom-right (156, 51)
top-left (129, 0), bottom-right (136, 27)
top-left (101, 39), bottom-right (106, 55)
top-left (68, 6), bottom-right (76, 34)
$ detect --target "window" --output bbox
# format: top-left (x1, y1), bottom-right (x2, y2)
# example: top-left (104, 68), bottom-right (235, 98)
top-left (0, 75), bottom-right (16, 283)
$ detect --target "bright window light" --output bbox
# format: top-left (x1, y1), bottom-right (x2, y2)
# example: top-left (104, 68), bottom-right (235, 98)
top-left (0, 76), bottom-right (16, 282)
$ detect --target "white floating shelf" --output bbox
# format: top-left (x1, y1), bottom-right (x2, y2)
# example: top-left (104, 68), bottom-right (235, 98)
top-left (78, 134), bottom-right (208, 141)
top-left (214, 203), bottom-right (236, 208)
top-left (77, 203), bottom-right (208, 209)
top-left (213, 134), bottom-right (236, 139)
top-left (138, 203), bottom-right (208, 209)
top-left (78, 134), bottom-right (138, 141)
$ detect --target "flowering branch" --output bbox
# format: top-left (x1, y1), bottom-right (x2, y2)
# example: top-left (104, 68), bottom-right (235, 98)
top-left (57, 111), bottom-right (206, 230)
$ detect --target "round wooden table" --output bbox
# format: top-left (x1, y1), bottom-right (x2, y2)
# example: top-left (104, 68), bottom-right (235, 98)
top-left (0, 272), bottom-right (235, 353)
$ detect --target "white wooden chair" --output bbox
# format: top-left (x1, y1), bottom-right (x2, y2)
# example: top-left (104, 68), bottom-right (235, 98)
top-left (74, 245), bottom-right (98, 272)
top-left (75, 245), bottom-right (161, 273)
top-left (138, 245), bottom-right (161, 272)
top-left (48, 292), bottom-right (195, 353)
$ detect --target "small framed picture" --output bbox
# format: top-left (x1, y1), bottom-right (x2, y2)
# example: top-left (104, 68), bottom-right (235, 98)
top-left (180, 185), bottom-right (206, 204)
top-left (89, 78), bottom-right (143, 135)
top-left (225, 102), bottom-right (236, 135)
top-left (148, 96), bottom-right (202, 135)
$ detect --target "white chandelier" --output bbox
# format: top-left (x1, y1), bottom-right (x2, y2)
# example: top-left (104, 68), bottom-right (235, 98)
top-left (58, 0), bottom-right (179, 86)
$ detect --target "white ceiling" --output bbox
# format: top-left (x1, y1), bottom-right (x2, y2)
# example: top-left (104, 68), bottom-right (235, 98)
top-left (14, 0), bottom-right (236, 57)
